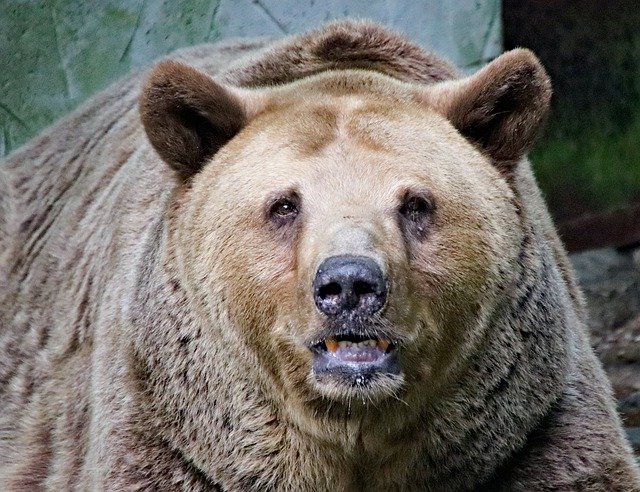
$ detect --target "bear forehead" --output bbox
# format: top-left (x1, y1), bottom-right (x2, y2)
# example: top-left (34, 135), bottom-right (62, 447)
top-left (239, 71), bottom-right (482, 162)
top-left (262, 96), bottom-right (418, 158)
top-left (236, 70), bottom-right (427, 150)
top-left (222, 86), bottom-right (492, 191)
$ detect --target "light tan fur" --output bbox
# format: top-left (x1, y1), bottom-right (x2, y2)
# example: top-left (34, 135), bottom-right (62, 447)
top-left (1, 20), bottom-right (637, 491)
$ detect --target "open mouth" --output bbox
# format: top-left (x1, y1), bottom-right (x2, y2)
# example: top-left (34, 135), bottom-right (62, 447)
top-left (310, 332), bottom-right (401, 387)
top-left (321, 335), bottom-right (393, 363)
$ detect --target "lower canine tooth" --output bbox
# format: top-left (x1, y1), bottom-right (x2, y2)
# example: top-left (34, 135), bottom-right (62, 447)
top-left (325, 338), bottom-right (338, 352)
top-left (377, 339), bottom-right (390, 351)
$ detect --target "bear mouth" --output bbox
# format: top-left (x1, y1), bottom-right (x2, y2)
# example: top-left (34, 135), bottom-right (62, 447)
top-left (318, 334), bottom-right (394, 363)
top-left (310, 332), bottom-right (401, 387)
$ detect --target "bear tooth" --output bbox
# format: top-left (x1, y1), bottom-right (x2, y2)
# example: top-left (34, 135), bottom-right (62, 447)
top-left (325, 338), bottom-right (338, 352)
top-left (377, 339), bottom-right (390, 351)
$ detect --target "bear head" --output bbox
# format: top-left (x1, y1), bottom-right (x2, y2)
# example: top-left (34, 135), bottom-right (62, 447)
top-left (139, 49), bottom-right (551, 414)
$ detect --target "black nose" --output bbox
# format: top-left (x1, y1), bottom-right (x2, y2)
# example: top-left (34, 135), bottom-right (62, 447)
top-left (313, 255), bottom-right (387, 317)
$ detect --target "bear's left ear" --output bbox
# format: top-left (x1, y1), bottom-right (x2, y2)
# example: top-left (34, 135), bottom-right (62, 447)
top-left (424, 49), bottom-right (551, 169)
top-left (140, 60), bottom-right (265, 179)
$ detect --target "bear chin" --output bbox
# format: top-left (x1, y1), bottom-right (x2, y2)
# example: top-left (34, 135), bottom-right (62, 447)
top-left (309, 359), bottom-right (405, 403)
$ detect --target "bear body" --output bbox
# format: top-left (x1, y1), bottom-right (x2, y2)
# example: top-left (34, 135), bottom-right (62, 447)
top-left (1, 21), bottom-right (639, 491)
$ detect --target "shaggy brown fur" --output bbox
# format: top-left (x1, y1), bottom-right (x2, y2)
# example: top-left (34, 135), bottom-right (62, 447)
top-left (1, 20), bottom-right (638, 491)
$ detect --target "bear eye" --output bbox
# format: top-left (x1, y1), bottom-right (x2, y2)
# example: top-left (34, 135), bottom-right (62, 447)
top-left (398, 192), bottom-right (435, 239)
top-left (399, 195), bottom-right (432, 222)
top-left (268, 196), bottom-right (299, 222)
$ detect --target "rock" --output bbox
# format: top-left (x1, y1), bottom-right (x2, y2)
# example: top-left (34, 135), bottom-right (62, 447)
top-left (620, 392), bottom-right (640, 428)
top-left (571, 246), bottom-right (640, 451)
top-left (571, 247), bottom-right (640, 340)
top-left (627, 427), bottom-right (640, 454)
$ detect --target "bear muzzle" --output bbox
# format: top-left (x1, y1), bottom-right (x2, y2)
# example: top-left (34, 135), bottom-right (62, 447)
top-left (307, 255), bottom-right (402, 392)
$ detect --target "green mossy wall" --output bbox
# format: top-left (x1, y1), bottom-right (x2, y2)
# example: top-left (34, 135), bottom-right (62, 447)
top-left (0, 0), bottom-right (223, 155)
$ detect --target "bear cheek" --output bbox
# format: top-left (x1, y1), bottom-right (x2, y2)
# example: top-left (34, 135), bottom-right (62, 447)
top-left (183, 179), bottom-right (308, 360)
top-left (405, 212), bottom-right (494, 371)
top-left (228, 245), bottom-right (294, 323)
top-left (217, 220), bottom-right (309, 356)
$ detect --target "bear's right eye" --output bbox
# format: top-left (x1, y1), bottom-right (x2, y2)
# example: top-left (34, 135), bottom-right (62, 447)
top-left (268, 196), bottom-right (299, 223)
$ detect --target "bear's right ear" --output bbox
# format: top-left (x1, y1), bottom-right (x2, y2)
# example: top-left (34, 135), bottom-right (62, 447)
top-left (140, 60), bottom-right (264, 178)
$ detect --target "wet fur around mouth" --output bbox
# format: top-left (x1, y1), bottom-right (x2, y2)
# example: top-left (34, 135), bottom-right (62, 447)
top-left (306, 314), bottom-right (404, 396)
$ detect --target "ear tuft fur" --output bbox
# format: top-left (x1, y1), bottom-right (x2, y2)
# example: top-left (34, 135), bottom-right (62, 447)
top-left (140, 60), bottom-right (247, 178)
top-left (427, 49), bottom-right (552, 168)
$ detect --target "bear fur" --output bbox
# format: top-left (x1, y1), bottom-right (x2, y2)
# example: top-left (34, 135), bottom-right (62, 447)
top-left (1, 20), bottom-right (639, 491)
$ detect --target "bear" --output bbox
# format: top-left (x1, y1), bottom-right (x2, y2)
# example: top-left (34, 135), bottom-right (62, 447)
top-left (1, 20), bottom-right (639, 491)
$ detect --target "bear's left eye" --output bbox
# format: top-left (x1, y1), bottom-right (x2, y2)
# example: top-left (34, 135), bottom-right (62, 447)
top-left (398, 191), bottom-right (436, 239)
top-left (400, 195), bottom-right (433, 222)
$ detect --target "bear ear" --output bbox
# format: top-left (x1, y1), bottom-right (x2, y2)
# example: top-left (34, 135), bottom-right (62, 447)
top-left (425, 49), bottom-right (552, 169)
top-left (140, 60), bottom-right (264, 178)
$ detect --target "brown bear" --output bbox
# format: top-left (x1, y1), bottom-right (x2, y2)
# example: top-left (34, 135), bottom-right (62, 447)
top-left (1, 20), bottom-right (639, 491)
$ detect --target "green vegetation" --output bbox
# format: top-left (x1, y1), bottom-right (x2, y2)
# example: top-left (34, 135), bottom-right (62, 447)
top-left (531, 111), bottom-right (640, 216)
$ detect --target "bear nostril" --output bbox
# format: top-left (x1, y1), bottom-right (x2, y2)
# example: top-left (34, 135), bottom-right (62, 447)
top-left (318, 282), bottom-right (342, 300)
top-left (353, 280), bottom-right (375, 297)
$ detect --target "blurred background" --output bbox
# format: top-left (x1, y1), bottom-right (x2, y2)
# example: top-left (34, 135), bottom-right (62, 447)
top-left (1, 0), bottom-right (639, 453)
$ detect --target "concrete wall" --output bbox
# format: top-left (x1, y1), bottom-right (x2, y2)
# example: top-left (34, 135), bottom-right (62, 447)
top-left (0, 1), bottom-right (502, 156)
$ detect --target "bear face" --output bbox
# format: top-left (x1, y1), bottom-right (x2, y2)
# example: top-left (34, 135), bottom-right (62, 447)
top-left (140, 50), bottom-right (550, 414)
